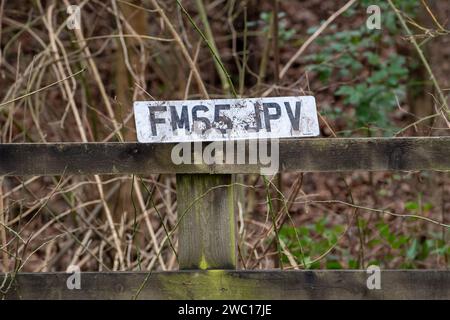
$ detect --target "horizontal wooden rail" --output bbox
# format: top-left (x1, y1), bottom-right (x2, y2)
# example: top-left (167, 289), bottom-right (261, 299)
top-left (0, 137), bottom-right (449, 175)
top-left (1, 270), bottom-right (448, 299)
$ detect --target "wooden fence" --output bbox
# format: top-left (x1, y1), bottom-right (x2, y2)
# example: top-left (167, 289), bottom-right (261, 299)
top-left (1, 137), bottom-right (449, 299)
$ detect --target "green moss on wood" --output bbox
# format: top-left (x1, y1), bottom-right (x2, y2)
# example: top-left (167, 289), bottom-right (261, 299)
top-left (158, 270), bottom-right (263, 300)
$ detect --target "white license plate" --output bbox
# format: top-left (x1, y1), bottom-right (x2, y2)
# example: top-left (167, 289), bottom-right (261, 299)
top-left (134, 96), bottom-right (320, 143)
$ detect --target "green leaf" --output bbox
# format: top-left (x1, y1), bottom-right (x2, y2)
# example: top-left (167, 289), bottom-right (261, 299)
top-left (423, 202), bottom-right (433, 212)
top-left (405, 201), bottom-right (419, 211)
top-left (407, 239), bottom-right (419, 260)
top-left (326, 261), bottom-right (342, 269)
top-left (348, 259), bottom-right (359, 269)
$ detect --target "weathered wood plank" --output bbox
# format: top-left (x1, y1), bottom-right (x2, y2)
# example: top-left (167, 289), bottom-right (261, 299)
top-left (1, 270), bottom-right (448, 300)
top-left (177, 174), bottom-right (237, 270)
top-left (0, 137), bottom-right (449, 175)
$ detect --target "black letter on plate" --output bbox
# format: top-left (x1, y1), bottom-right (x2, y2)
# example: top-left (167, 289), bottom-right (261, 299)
top-left (149, 106), bottom-right (167, 136)
top-left (170, 105), bottom-right (190, 132)
top-left (284, 101), bottom-right (302, 131)
top-left (263, 103), bottom-right (281, 132)
top-left (192, 105), bottom-right (211, 133)
top-left (214, 104), bottom-right (232, 133)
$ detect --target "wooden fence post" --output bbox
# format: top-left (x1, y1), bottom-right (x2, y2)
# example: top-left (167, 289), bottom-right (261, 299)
top-left (176, 174), bottom-right (237, 270)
